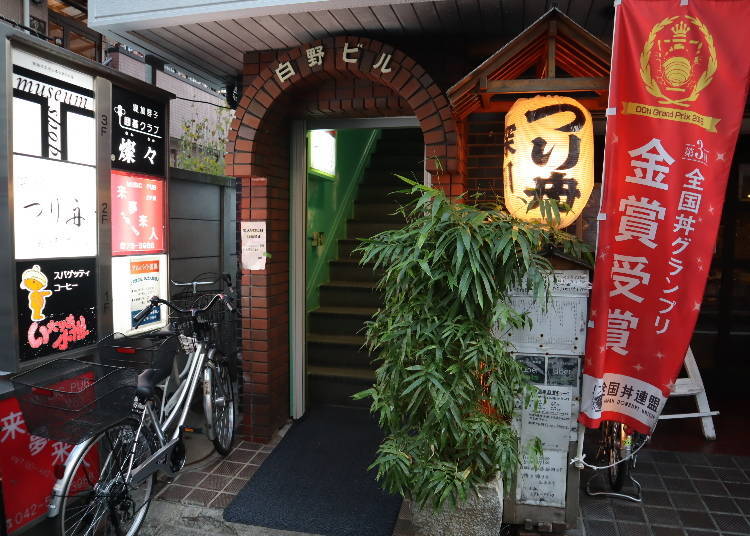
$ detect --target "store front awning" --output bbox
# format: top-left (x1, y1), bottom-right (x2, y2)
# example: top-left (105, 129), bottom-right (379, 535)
top-left (89, 0), bottom-right (616, 88)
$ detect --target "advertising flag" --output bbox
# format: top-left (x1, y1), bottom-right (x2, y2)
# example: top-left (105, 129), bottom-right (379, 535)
top-left (580, 0), bottom-right (750, 433)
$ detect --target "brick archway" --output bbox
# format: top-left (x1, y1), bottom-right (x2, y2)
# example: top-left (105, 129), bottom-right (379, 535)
top-left (225, 37), bottom-right (460, 442)
top-left (226, 36), bottom-right (459, 185)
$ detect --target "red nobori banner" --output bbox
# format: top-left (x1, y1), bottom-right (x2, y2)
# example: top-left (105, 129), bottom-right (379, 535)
top-left (580, 0), bottom-right (750, 434)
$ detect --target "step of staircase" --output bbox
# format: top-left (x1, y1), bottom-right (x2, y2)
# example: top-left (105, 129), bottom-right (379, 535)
top-left (307, 334), bottom-right (373, 368)
top-left (356, 184), bottom-right (413, 202)
top-left (354, 201), bottom-right (404, 222)
top-left (307, 365), bottom-right (375, 408)
top-left (347, 220), bottom-right (404, 238)
top-left (319, 280), bottom-right (382, 308)
top-left (337, 239), bottom-right (363, 260)
top-left (306, 127), bottom-right (421, 408)
top-left (308, 305), bottom-right (377, 335)
top-left (329, 258), bottom-right (379, 282)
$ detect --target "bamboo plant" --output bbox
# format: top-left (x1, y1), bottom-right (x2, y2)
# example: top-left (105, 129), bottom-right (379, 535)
top-left (354, 178), bottom-right (592, 509)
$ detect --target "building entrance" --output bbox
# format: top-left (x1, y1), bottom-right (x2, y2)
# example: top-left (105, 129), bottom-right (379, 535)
top-left (304, 127), bottom-right (423, 410)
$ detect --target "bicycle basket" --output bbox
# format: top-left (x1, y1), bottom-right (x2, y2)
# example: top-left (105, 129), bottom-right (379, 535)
top-left (11, 359), bottom-right (137, 444)
top-left (97, 332), bottom-right (178, 376)
top-left (170, 291), bottom-right (238, 358)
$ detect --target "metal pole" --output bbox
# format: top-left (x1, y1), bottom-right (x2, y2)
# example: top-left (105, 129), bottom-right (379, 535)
top-left (22, 0), bottom-right (30, 29)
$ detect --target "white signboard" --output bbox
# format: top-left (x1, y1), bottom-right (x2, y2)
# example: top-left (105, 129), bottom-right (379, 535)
top-left (12, 48), bottom-right (95, 166)
top-left (241, 221), bottom-right (267, 271)
top-left (112, 255), bottom-right (169, 335)
top-left (13, 154), bottom-right (97, 259)
top-left (309, 129), bottom-right (336, 177)
top-left (502, 271), bottom-right (590, 355)
top-left (521, 386), bottom-right (574, 451)
top-left (517, 450), bottom-right (568, 507)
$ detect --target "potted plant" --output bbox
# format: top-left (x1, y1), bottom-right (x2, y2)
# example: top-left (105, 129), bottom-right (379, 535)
top-left (354, 180), bottom-right (591, 536)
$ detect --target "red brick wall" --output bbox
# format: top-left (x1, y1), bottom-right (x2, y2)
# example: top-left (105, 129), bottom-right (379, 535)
top-left (226, 36), bottom-right (461, 442)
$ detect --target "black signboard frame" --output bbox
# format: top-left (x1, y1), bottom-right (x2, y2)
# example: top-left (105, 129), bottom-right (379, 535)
top-left (111, 85), bottom-right (167, 176)
top-left (16, 257), bottom-right (98, 361)
top-left (0, 28), bottom-right (173, 374)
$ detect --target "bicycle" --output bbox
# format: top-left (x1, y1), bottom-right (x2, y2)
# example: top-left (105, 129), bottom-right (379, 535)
top-left (584, 420), bottom-right (649, 502)
top-left (13, 287), bottom-right (240, 536)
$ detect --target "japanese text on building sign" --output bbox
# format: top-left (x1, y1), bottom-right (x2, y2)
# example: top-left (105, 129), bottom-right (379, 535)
top-left (273, 42), bottom-right (393, 85)
top-left (16, 257), bottom-right (97, 361)
top-left (111, 86), bottom-right (166, 175)
top-left (111, 170), bottom-right (166, 255)
top-left (580, 0), bottom-right (750, 434)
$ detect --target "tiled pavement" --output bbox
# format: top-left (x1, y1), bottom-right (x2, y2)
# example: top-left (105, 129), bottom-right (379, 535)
top-left (154, 439), bottom-right (274, 510)
top-left (155, 434), bottom-right (750, 536)
top-left (580, 450), bottom-right (750, 536)
top-left (153, 432), bottom-right (418, 536)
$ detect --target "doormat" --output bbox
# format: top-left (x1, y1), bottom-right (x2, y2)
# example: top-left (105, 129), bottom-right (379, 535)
top-left (223, 405), bottom-right (402, 536)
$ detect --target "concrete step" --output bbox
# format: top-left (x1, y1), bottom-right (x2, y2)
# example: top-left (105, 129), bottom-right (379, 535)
top-left (308, 305), bottom-right (377, 335)
top-left (307, 365), bottom-right (375, 408)
top-left (319, 280), bottom-right (382, 308)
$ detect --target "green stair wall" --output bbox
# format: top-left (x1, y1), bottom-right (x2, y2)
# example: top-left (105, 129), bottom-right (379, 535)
top-left (306, 128), bottom-right (381, 312)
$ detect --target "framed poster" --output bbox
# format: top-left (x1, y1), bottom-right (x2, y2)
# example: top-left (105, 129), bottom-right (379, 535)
top-left (111, 255), bottom-right (168, 335)
top-left (11, 48), bottom-right (95, 165)
top-left (111, 170), bottom-right (166, 255)
top-left (16, 257), bottom-right (97, 361)
top-left (111, 86), bottom-right (166, 175)
top-left (13, 154), bottom-right (97, 259)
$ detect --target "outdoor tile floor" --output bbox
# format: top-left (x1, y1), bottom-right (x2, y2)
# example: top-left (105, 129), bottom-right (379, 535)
top-left (580, 449), bottom-right (750, 535)
top-left (154, 439), bottom-right (274, 510)
top-left (154, 431), bottom-right (419, 535)
top-left (155, 435), bottom-right (750, 536)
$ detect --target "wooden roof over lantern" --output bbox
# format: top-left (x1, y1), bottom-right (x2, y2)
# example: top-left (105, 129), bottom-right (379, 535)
top-left (448, 8), bottom-right (612, 118)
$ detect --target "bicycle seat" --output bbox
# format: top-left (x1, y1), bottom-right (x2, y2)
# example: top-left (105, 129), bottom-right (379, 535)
top-left (136, 368), bottom-right (168, 401)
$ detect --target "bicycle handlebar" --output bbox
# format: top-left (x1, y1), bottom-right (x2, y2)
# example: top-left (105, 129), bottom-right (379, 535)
top-left (133, 292), bottom-right (235, 327)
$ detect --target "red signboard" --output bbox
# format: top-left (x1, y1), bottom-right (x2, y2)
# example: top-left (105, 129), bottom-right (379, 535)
top-left (111, 170), bottom-right (166, 255)
top-left (580, 0), bottom-right (750, 434)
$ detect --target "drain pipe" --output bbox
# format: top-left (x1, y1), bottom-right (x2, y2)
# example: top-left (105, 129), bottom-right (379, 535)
top-left (22, 0), bottom-right (30, 29)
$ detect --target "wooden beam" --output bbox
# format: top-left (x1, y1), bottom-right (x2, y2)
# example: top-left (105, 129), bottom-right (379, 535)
top-left (484, 76), bottom-right (609, 94)
top-left (479, 96), bottom-right (609, 113)
top-left (547, 21), bottom-right (557, 79)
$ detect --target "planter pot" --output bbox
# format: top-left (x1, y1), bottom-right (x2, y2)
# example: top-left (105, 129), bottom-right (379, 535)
top-left (411, 476), bottom-right (503, 536)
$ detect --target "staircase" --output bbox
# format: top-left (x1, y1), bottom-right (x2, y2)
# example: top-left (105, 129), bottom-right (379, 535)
top-left (307, 128), bottom-right (424, 407)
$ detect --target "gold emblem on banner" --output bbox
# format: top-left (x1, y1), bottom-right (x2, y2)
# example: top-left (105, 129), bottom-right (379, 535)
top-left (640, 15), bottom-right (717, 107)
top-left (624, 14), bottom-right (720, 131)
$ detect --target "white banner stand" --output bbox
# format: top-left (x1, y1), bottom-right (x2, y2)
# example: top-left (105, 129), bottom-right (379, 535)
top-left (658, 347), bottom-right (718, 440)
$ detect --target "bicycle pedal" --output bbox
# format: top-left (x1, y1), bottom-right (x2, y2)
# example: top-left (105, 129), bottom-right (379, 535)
top-left (182, 426), bottom-right (203, 434)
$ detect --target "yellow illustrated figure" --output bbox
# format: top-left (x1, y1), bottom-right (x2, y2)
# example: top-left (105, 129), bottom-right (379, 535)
top-left (20, 265), bottom-right (53, 321)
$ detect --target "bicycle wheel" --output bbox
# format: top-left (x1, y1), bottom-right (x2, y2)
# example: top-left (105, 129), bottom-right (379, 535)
top-left (57, 419), bottom-right (155, 536)
top-left (604, 421), bottom-right (629, 492)
top-left (204, 356), bottom-right (236, 455)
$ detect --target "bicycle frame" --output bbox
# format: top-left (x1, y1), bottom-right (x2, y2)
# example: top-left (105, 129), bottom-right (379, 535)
top-left (47, 338), bottom-right (216, 519)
